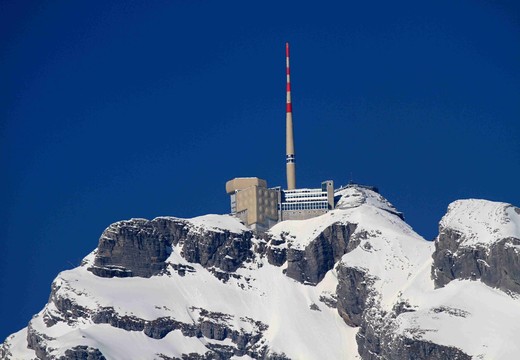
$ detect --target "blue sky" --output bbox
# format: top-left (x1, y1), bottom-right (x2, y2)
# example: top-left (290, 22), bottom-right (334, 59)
top-left (1, 1), bottom-right (519, 340)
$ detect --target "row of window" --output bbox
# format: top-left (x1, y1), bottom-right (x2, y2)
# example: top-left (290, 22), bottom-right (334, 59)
top-left (285, 192), bottom-right (327, 199)
top-left (279, 201), bottom-right (329, 211)
top-left (285, 191), bottom-right (326, 196)
top-left (284, 188), bottom-right (323, 194)
top-left (284, 196), bottom-right (328, 203)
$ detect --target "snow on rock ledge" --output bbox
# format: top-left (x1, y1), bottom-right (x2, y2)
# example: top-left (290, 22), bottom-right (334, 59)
top-left (432, 199), bottom-right (520, 294)
top-left (186, 214), bottom-right (250, 234)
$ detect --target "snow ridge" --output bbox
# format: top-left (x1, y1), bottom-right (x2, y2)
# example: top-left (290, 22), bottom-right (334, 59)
top-left (2, 188), bottom-right (520, 360)
top-left (440, 199), bottom-right (520, 246)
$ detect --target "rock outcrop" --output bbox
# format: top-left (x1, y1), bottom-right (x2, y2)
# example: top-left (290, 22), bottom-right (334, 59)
top-left (88, 218), bottom-right (178, 278)
top-left (31, 274), bottom-right (271, 359)
top-left (336, 261), bottom-right (472, 360)
top-left (180, 224), bottom-right (253, 273)
top-left (432, 200), bottom-right (520, 294)
top-left (88, 216), bottom-right (254, 279)
top-left (335, 264), bottom-right (375, 327)
top-left (356, 313), bottom-right (471, 360)
top-left (285, 223), bottom-right (357, 285)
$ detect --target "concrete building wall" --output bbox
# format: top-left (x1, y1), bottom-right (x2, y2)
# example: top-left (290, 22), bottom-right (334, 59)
top-left (226, 178), bottom-right (267, 194)
top-left (281, 209), bottom-right (328, 221)
top-left (235, 209), bottom-right (248, 226)
top-left (235, 186), bottom-right (257, 226)
top-left (254, 186), bottom-right (279, 226)
top-left (229, 178), bottom-right (279, 230)
top-left (322, 180), bottom-right (335, 209)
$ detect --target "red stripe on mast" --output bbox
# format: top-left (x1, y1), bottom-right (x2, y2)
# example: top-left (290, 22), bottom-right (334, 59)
top-left (286, 42), bottom-right (292, 114)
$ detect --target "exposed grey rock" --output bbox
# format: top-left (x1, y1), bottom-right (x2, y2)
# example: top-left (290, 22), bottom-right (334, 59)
top-left (88, 217), bottom-right (254, 279)
top-left (170, 263), bottom-right (196, 276)
top-left (87, 265), bottom-right (132, 278)
top-left (61, 346), bottom-right (106, 360)
top-left (204, 344), bottom-right (235, 359)
top-left (88, 306), bottom-right (267, 358)
top-left (309, 303), bottom-right (321, 311)
top-left (263, 352), bottom-right (291, 360)
top-left (28, 321), bottom-right (107, 360)
top-left (432, 228), bottom-right (520, 294)
top-left (90, 218), bottom-right (177, 278)
top-left (285, 223), bottom-right (357, 285)
top-left (92, 307), bottom-right (145, 332)
top-left (265, 238), bottom-right (287, 267)
top-left (318, 293), bottom-right (337, 308)
top-left (357, 310), bottom-right (471, 360)
top-left (47, 281), bottom-right (91, 326)
top-left (200, 320), bottom-right (228, 341)
top-left (144, 317), bottom-right (198, 339)
top-left (207, 269), bottom-right (243, 283)
top-left (251, 235), bottom-right (288, 267)
top-left (336, 264), bottom-right (376, 327)
top-left (163, 353), bottom-right (218, 360)
top-left (181, 229), bottom-right (253, 273)
top-left (26, 322), bottom-right (52, 360)
top-left (335, 260), bottom-right (471, 360)
top-left (0, 343), bottom-right (11, 359)
top-left (392, 299), bottom-right (417, 317)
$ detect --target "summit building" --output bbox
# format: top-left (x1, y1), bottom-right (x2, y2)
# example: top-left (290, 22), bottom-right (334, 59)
top-left (226, 43), bottom-right (335, 232)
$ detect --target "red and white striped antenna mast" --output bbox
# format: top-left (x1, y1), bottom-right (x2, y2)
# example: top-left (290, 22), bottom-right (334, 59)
top-left (285, 42), bottom-right (296, 190)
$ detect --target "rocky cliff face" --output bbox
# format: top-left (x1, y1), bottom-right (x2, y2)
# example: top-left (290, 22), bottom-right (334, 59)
top-left (88, 218), bottom-right (176, 278)
top-left (89, 216), bottom-right (254, 279)
top-left (284, 223), bottom-right (358, 285)
top-left (432, 200), bottom-right (520, 294)
top-left (2, 187), bottom-right (520, 360)
top-left (336, 264), bottom-right (375, 327)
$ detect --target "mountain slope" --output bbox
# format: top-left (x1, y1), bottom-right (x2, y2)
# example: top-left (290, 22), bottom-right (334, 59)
top-left (2, 185), bottom-right (519, 359)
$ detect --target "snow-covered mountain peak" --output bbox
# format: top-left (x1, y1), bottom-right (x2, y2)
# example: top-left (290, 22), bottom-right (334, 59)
top-left (433, 198), bottom-right (520, 299)
top-left (335, 185), bottom-right (402, 217)
top-left (3, 190), bottom-right (520, 360)
top-left (439, 199), bottom-right (520, 246)
top-left (268, 185), bottom-right (408, 251)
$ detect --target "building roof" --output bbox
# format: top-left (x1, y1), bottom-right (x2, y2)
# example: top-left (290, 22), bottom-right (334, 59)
top-left (225, 177), bottom-right (267, 194)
